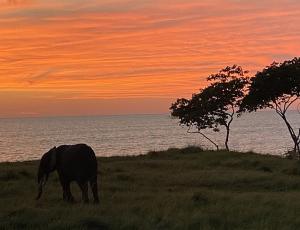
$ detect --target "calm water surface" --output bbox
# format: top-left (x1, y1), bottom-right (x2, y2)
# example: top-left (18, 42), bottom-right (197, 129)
top-left (0, 111), bottom-right (300, 162)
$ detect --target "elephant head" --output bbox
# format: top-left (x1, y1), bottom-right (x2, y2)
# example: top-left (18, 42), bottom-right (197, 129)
top-left (36, 146), bottom-right (57, 200)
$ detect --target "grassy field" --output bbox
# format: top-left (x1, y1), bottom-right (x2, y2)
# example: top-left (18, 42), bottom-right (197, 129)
top-left (1, 147), bottom-right (300, 229)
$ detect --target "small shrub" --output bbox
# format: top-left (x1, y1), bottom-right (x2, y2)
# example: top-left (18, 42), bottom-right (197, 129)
top-left (116, 174), bottom-right (134, 182)
top-left (147, 151), bottom-right (161, 157)
top-left (79, 218), bottom-right (109, 230)
top-left (180, 146), bottom-right (203, 154)
top-left (282, 166), bottom-right (300, 175)
top-left (148, 146), bottom-right (203, 156)
top-left (258, 166), bottom-right (272, 173)
top-left (0, 171), bottom-right (20, 181)
top-left (283, 150), bottom-right (299, 160)
top-left (192, 192), bottom-right (209, 206)
top-left (18, 170), bottom-right (31, 178)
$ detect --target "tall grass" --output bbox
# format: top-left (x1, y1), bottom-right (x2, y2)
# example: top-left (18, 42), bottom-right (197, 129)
top-left (1, 147), bottom-right (300, 229)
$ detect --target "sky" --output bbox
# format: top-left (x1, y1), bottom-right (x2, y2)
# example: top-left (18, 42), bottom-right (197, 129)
top-left (0, 0), bottom-right (300, 117)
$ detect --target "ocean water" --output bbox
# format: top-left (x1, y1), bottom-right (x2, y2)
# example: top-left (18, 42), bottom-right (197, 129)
top-left (0, 111), bottom-right (300, 162)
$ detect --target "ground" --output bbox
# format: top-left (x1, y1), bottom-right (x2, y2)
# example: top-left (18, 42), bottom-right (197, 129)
top-left (1, 147), bottom-right (300, 229)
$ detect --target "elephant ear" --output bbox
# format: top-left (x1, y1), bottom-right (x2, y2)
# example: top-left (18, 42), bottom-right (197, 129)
top-left (49, 146), bottom-right (57, 171)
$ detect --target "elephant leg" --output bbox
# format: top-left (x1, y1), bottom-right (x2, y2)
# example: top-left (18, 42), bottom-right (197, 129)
top-left (78, 181), bottom-right (89, 203)
top-left (59, 177), bottom-right (68, 201)
top-left (65, 182), bottom-right (75, 202)
top-left (90, 178), bottom-right (99, 204)
top-left (60, 180), bottom-right (74, 203)
top-left (63, 189), bottom-right (67, 201)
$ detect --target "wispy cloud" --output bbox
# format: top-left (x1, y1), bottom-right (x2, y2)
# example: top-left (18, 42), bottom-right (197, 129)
top-left (0, 0), bottom-right (299, 116)
top-left (26, 69), bottom-right (57, 84)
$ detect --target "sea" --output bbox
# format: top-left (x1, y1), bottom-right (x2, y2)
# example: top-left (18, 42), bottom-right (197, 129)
top-left (0, 111), bottom-right (300, 162)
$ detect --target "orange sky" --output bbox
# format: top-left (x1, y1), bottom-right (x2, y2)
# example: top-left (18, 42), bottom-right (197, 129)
top-left (0, 0), bottom-right (300, 117)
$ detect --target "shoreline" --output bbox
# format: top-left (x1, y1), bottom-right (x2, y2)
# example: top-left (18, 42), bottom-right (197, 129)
top-left (0, 146), bottom-right (284, 164)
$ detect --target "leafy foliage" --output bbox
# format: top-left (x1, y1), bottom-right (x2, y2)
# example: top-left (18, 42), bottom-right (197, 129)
top-left (240, 57), bottom-right (300, 112)
top-left (171, 65), bottom-right (249, 150)
top-left (240, 57), bottom-right (300, 153)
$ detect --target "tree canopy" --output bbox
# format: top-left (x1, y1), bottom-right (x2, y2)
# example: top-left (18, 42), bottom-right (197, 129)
top-left (240, 57), bottom-right (300, 154)
top-left (171, 65), bottom-right (249, 150)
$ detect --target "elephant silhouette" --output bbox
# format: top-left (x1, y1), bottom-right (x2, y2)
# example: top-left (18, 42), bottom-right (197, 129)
top-left (36, 144), bottom-right (99, 203)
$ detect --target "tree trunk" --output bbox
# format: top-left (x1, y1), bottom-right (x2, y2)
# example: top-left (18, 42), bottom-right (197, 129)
top-left (225, 125), bottom-right (230, 151)
top-left (280, 114), bottom-right (300, 154)
top-left (198, 132), bottom-right (219, 151)
top-left (224, 112), bottom-right (233, 151)
top-left (187, 127), bottom-right (219, 151)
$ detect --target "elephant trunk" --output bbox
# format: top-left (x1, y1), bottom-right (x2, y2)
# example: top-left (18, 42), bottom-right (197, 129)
top-left (36, 174), bottom-right (47, 200)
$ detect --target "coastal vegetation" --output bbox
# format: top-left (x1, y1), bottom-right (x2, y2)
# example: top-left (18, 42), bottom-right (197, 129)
top-left (2, 147), bottom-right (300, 229)
top-left (240, 58), bottom-right (300, 154)
top-left (170, 65), bottom-right (249, 151)
top-left (171, 57), bottom-right (300, 155)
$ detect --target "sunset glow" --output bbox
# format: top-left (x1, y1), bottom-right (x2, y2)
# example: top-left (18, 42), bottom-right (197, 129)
top-left (1, 0), bottom-right (300, 117)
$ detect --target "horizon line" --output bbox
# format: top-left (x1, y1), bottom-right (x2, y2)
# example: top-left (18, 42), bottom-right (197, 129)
top-left (0, 112), bottom-right (171, 120)
top-left (0, 109), bottom-right (299, 120)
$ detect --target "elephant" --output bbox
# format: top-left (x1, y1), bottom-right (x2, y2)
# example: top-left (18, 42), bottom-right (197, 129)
top-left (36, 143), bottom-right (99, 203)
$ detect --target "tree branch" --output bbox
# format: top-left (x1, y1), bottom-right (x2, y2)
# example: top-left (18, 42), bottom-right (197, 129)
top-left (187, 126), bottom-right (219, 150)
top-left (284, 96), bottom-right (298, 113)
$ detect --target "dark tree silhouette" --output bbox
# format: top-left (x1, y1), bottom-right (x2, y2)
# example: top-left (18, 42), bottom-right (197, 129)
top-left (239, 57), bottom-right (300, 154)
top-left (171, 65), bottom-right (249, 151)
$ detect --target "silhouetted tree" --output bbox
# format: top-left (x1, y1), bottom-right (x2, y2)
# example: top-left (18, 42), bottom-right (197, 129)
top-left (171, 65), bottom-right (249, 151)
top-left (240, 57), bottom-right (300, 154)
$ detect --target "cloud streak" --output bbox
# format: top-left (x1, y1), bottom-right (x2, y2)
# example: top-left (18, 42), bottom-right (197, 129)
top-left (0, 0), bottom-right (299, 116)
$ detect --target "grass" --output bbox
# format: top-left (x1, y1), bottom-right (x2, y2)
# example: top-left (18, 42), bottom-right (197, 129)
top-left (1, 147), bottom-right (300, 229)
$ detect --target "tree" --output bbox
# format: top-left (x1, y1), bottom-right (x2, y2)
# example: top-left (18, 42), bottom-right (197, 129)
top-left (240, 57), bottom-right (300, 154)
top-left (170, 65), bottom-right (249, 151)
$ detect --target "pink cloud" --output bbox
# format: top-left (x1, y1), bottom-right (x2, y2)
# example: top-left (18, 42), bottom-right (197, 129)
top-left (0, 0), bottom-right (299, 116)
